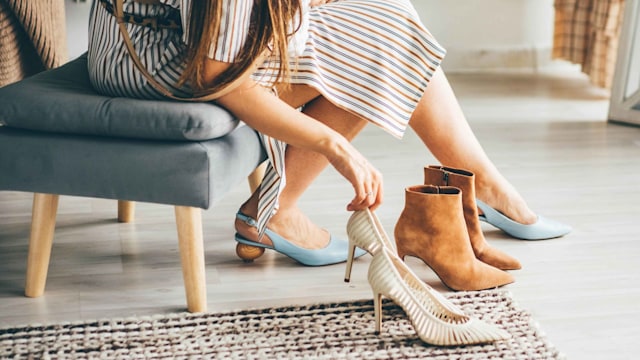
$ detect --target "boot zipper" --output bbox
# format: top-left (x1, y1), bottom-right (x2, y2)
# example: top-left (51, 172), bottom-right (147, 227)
top-left (442, 172), bottom-right (449, 185)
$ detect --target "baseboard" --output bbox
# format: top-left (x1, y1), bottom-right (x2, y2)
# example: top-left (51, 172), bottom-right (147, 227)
top-left (440, 46), bottom-right (554, 73)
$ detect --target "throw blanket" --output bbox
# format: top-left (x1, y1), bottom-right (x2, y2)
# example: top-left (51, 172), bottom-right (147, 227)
top-left (0, 0), bottom-right (67, 87)
top-left (553, 0), bottom-right (625, 89)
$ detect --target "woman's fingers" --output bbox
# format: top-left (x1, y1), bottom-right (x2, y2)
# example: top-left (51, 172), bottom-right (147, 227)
top-left (347, 188), bottom-right (382, 211)
top-left (370, 183), bottom-right (384, 210)
top-left (346, 167), bottom-right (383, 211)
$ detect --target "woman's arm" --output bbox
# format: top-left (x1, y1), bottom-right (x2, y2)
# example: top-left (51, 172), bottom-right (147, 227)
top-left (209, 62), bottom-right (382, 211)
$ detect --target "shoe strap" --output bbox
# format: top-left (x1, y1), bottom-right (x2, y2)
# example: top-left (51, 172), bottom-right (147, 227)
top-left (236, 212), bottom-right (258, 228)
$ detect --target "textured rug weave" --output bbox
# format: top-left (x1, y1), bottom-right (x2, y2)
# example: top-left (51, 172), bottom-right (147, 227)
top-left (1, 290), bottom-right (563, 359)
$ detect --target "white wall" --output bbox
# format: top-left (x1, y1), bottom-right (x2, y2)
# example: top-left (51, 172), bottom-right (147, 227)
top-left (413, 0), bottom-right (556, 71)
top-left (64, 0), bottom-right (556, 71)
top-left (65, 0), bottom-right (92, 60)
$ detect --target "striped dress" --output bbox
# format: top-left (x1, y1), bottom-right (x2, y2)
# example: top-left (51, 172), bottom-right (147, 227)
top-left (88, 0), bottom-right (446, 235)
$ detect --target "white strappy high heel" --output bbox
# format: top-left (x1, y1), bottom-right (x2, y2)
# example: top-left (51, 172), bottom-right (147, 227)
top-left (344, 208), bottom-right (395, 282)
top-left (368, 248), bottom-right (511, 346)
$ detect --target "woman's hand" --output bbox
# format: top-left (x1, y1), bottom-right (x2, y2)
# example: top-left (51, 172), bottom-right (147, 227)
top-left (324, 137), bottom-right (383, 211)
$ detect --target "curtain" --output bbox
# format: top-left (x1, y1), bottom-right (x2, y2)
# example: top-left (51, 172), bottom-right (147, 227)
top-left (0, 0), bottom-right (68, 87)
top-left (553, 0), bottom-right (625, 89)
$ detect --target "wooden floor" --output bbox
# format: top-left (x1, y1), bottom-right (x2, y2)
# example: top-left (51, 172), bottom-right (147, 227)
top-left (1, 67), bottom-right (639, 359)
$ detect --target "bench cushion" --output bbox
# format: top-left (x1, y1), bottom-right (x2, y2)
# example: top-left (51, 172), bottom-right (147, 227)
top-left (0, 126), bottom-right (266, 209)
top-left (0, 54), bottom-right (239, 141)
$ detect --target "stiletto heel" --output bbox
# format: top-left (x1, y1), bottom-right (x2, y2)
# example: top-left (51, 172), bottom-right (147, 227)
top-left (344, 243), bottom-right (356, 282)
top-left (373, 291), bottom-right (382, 334)
top-left (345, 209), bottom-right (394, 282)
top-left (368, 248), bottom-right (511, 346)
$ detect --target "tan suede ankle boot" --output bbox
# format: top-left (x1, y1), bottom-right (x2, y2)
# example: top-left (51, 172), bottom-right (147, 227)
top-left (424, 166), bottom-right (522, 270)
top-left (394, 185), bottom-right (514, 291)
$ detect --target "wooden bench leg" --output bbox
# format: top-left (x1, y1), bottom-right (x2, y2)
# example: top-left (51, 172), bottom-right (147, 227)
top-left (25, 193), bottom-right (59, 298)
top-left (117, 200), bottom-right (136, 223)
top-left (175, 206), bottom-right (207, 313)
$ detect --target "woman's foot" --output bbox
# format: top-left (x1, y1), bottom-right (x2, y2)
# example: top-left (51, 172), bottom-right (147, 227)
top-left (235, 200), bottom-right (367, 266)
top-left (236, 204), bottom-right (331, 250)
top-left (475, 179), bottom-right (537, 225)
top-left (474, 179), bottom-right (571, 240)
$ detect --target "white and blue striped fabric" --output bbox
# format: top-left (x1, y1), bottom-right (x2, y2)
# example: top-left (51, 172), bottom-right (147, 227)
top-left (87, 0), bottom-right (445, 238)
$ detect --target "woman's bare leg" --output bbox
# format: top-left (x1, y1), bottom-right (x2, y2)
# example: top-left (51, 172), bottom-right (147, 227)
top-left (237, 68), bottom-right (538, 249)
top-left (236, 85), bottom-right (370, 249)
top-left (410, 69), bottom-right (537, 224)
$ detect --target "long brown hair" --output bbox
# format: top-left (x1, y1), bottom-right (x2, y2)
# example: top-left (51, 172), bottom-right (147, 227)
top-left (179, 0), bottom-right (302, 94)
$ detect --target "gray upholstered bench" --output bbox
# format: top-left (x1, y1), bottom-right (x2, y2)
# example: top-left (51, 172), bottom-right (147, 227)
top-left (0, 54), bottom-right (266, 312)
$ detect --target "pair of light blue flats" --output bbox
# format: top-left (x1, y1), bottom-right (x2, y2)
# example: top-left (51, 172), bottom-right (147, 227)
top-left (235, 212), bottom-right (367, 266)
top-left (476, 199), bottom-right (572, 240)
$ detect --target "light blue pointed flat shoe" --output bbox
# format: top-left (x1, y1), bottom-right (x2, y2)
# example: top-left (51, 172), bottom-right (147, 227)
top-left (235, 212), bottom-right (366, 266)
top-left (476, 199), bottom-right (572, 240)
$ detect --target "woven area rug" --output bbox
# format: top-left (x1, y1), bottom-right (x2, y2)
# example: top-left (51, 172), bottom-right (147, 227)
top-left (1, 290), bottom-right (563, 359)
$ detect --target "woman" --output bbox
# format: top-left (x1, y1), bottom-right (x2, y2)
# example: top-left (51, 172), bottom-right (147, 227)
top-left (88, 0), bottom-right (571, 289)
